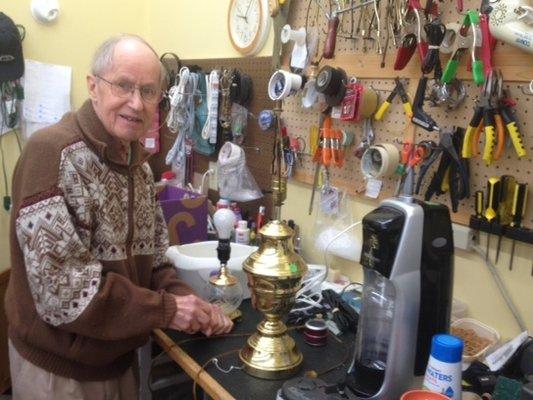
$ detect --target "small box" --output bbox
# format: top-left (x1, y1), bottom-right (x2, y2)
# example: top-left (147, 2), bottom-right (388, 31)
top-left (157, 185), bottom-right (208, 245)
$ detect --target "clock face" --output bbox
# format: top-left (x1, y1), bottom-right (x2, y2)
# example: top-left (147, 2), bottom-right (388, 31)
top-left (228, 0), bottom-right (270, 55)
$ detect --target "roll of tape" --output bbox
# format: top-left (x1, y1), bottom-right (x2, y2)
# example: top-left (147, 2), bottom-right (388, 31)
top-left (258, 110), bottom-right (275, 130)
top-left (361, 143), bottom-right (400, 178)
top-left (315, 66), bottom-right (347, 106)
top-left (341, 130), bottom-right (355, 146)
top-left (268, 69), bottom-right (303, 101)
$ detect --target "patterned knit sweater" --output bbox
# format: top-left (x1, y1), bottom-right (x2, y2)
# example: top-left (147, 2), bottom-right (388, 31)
top-left (5, 100), bottom-right (194, 381)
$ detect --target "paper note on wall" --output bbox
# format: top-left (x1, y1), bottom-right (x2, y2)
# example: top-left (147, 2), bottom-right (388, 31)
top-left (22, 59), bottom-right (72, 138)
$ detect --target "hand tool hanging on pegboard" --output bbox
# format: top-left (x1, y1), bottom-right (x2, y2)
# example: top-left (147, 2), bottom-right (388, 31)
top-left (374, 77), bottom-right (413, 121)
top-left (424, 128), bottom-right (470, 213)
top-left (440, 11), bottom-right (485, 86)
top-left (460, 71), bottom-right (526, 166)
top-left (494, 175), bottom-right (517, 263)
top-left (309, 108), bottom-right (331, 215)
top-left (411, 76), bottom-right (439, 132)
top-left (394, 0), bottom-right (428, 70)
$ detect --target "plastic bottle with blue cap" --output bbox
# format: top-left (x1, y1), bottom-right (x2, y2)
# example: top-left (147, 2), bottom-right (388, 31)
top-left (423, 334), bottom-right (464, 400)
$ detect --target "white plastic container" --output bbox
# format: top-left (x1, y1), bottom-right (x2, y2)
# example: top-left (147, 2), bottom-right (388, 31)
top-left (166, 241), bottom-right (257, 300)
top-left (423, 334), bottom-right (463, 400)
top-left (451, 318), bottom-right (500, 363)
top-left (235, 220), bottom-right (250, 245)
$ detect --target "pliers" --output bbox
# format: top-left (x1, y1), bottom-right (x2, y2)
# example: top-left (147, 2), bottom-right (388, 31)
top-left (425, 128), bottom-right (470, 212)
top-left (374, 78), bottom-right (413, 121)
top-left (441, 11), bottom-right (484, 86)
top-left (497, 72), bottom-right (527, 159)
top-left (461, 72), bottom-right (499, 166)
top-left (492, 71), bottom-right (507, 161)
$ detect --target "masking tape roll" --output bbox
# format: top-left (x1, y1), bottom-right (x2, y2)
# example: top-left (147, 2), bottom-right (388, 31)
top-left (341, 130), bottom-right (355, 146)
top-left (359, 87), bottom-right (378, 119)
top-left (361, 143), bottom-right (400, 178)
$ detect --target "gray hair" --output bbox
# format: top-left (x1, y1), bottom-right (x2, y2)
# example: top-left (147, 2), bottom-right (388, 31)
top-left (90, 34), bottom-right (168, 88)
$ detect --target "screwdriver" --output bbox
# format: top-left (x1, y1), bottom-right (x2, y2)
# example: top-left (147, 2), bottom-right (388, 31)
top-left (474, 190), bottom-right (484, 243)
top-left (485, 177), bottom-right (502, 261)
top-left (495, 175), bottom-right (516, 263)
top-left (509, 183), bottom-right (528, 271)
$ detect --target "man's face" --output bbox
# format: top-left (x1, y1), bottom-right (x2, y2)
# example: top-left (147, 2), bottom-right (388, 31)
top-left (87, 40), bottom-right (161, 143)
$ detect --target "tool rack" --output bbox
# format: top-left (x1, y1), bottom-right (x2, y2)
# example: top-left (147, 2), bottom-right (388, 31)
top-left (281, 0), bottom-right (533, 231)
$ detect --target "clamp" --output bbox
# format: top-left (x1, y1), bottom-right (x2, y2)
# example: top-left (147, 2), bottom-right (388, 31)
top-left (394, 0), bottom-right (428, 70)
top-left (441, 11), bottom-right (484, 86)
top-left (374, 77), bottom-right (413, 121)
top-left (411, 77), bottom-right (439, 132)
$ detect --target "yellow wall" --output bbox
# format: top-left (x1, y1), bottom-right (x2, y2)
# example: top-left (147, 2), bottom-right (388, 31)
top-left (0, 0), bottom-right (148, 270)
top-left (0, 1), bottom-right (530, 341)
top-left (147, 0), bottom-right (275, 59)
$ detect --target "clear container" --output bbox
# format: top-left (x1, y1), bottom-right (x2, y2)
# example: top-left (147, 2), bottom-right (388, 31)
top-left (450, 318), bottom-right (500, 363)
top-left (348, 268), bottom-right (396, 395)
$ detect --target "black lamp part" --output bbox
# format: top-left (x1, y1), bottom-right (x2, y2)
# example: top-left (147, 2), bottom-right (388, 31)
top-left (216, 238), bottom-right (231, 265)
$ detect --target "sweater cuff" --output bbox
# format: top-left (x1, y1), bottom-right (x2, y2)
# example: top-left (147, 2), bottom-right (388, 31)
top-left (159, 292), bottom-right (177, 329)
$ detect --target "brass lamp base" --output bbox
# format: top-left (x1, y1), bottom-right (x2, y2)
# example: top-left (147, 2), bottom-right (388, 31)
top-left (239, 319), bottom-right (302, 379)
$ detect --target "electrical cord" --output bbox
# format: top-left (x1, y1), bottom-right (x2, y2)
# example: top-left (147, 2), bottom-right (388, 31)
top-left (471, 243), bottom-right (527, 332)
top-left (322, 289), bottom-right (359, 333)
top-left (324, 220), bottom-right (362, 283)
top-left (422, 19), bottom-right (446, 75)
top-left (201, 70), bottom-right (219, 143)
top-left (192, 349), bottom-right (240, 400)
top-left (165, 67), bottom-right (199, 177)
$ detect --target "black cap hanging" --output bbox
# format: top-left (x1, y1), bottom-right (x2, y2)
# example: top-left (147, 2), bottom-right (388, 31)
top-left (0, 13), bottom-right (24, 83)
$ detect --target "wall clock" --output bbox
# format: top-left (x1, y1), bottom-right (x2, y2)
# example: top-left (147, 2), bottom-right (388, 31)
top-left (228, 0), bottom-right (271, 56)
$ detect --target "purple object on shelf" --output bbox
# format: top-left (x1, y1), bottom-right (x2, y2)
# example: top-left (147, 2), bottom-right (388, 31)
top-left (157, 185), bottom-right (208, 245)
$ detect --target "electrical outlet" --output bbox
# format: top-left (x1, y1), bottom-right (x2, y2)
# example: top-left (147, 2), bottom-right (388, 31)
top-left (208, 161), bottom-right (218, 191)
top-left (452, 223), bottom-right (474, 251)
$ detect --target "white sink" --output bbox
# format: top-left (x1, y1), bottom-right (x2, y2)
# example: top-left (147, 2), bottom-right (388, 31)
top-left (166, 241), bottom-right (258, 300)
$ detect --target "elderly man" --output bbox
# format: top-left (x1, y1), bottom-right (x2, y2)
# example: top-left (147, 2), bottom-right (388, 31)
top-left (5, 34), bottom-right (232, 399)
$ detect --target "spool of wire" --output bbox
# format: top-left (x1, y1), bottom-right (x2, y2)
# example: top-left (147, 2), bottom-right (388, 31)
top-left (304, 317), bottom-right (328, 346)
top-left (258, 110), bottom-right (275, 131)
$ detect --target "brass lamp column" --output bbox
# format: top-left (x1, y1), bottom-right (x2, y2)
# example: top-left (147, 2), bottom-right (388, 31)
top-left (239, 100), bottom-right (308, 379)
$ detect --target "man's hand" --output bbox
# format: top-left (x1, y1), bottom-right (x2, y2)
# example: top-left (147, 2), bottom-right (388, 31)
top-left (168, 295), bottom-right (233, 335)
top-left (202, 303), bottom-right (233, 337)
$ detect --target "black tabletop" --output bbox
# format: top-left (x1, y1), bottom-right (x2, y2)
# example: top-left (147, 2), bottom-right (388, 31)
top-left (164, 299), bottom-right (356, 400)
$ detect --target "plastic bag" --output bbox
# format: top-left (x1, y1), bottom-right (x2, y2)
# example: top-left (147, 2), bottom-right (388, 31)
top-left (217, 142), bottom-right (263, 202)
top-left (313, 184), bottom-right (361, 262)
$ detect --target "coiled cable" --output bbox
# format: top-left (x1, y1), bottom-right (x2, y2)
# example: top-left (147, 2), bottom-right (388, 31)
top-left (422, 20), bottom-right (446, 75)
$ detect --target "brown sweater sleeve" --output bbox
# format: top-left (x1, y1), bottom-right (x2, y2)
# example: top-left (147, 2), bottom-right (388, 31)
top-left (150, 202), bottom-right (196, 297)
top-left (15, 190), bottom-right (178, 340)
top-left (13, 135), bottom-right (177, 340)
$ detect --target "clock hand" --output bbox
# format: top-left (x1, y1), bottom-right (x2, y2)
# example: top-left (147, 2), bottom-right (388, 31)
top-left (244, 0), bottom-right (254, 18)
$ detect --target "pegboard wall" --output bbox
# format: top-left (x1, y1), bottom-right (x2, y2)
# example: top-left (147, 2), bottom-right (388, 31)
top-left (149, 56), bottom-right (277, 218)
top-left (282, 0), bottom-right (533, 226)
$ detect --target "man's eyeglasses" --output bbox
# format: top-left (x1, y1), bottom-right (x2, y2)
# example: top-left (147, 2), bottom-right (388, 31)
top-left (96, 75), bottom-right (162, 104)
